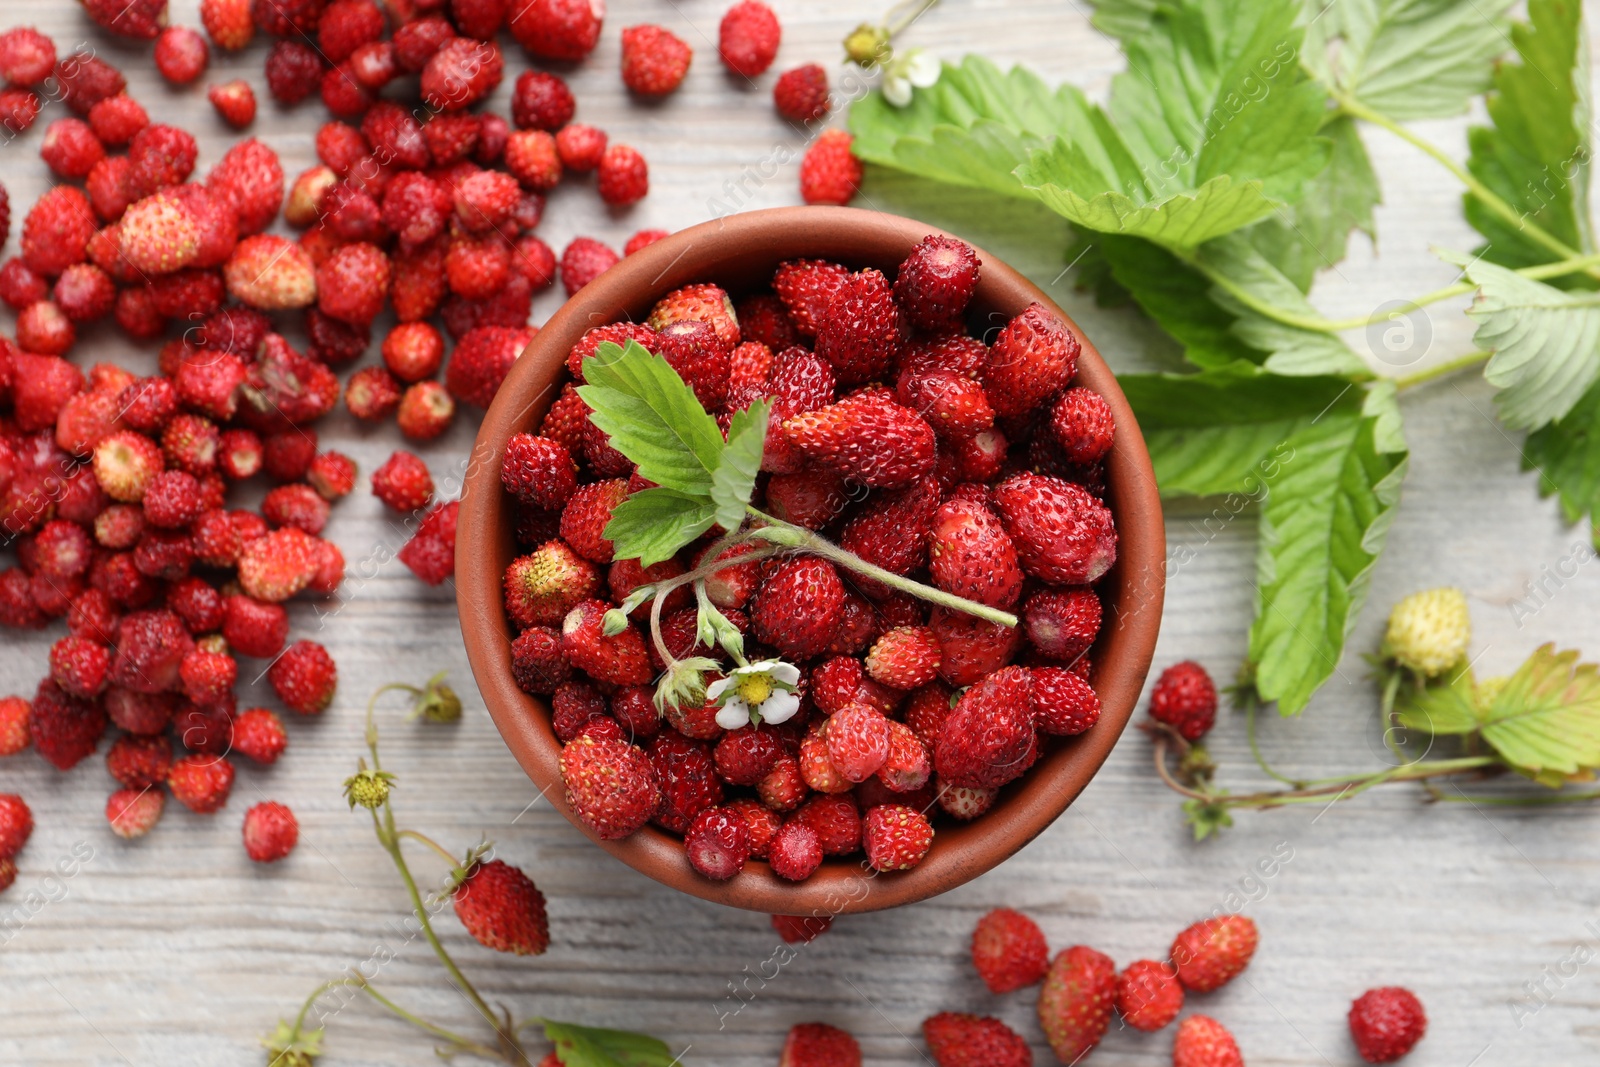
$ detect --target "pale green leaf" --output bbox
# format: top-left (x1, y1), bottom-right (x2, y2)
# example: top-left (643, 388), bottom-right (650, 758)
top-left (1451, 256), bottom-right (1600, 430)
top-left (1522, 377), bottom-right (1600, 527)
top-left (1088, 0), bottom-right (1158, 39)
top-left (1394, 664), bottom-right (1482, 735)
top-left (577, 341), bottom-right (725, 495)
top-left (1478, 645), bottom-right (1600, 779)
top-left (710, 401), bottom-right (769, 533)
top-left (1019, 167), bottom-right (1285, 250)
top-left (1465, 0), bottom-right (1594, 276)
top-left (602, 488), bottom-right (717, 567)
top-left (541, 1020), bottom-right (678, 1067)
top-left (1304, 0), bottom-right (1517, 119)
top-left (1246, 116), bottom-right (1381, 290)
top-left (1123, 362), bottom-right (1360, 497)
top-left (1249, 382), bottom-right (1409, 714)
top-left (1096, 235), bottom-right (1266, 370)
top-left (1197, 235), bottom-right (1372, 377)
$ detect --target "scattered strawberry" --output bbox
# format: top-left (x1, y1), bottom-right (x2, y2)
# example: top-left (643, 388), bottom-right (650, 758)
top-left (268, 640), bottom-right (337, 714)
top-left (622, 25), bottom-right (691, 96)
top-left (452, 859), bottom-right (550, 955)
top-left (201, 0), bottom-right (253, 48)
top-left (774, 64), bottom-right (830, 122)
top-left (1173, 1015), bottom-right (1243, 1067)
top-left (242, 801), bottom-right (298, 862)
top-left (372, 451), bottom-right (435, 512)
top-left (167, 754), bottom-right (235, 813)
top-left (1348, 987), bottom-right (1426, 1063)
top-left (232, 708), bottom-right (288, 764)
top-left (800, 129), bottom-right (862, 206)
top-left (971, 907), bottom-right (1049, 994)
top-left (510, 0), bottom-right (603, 61)
top-left (1116, 959), bottom-right (1184, 1032)
top-left (780, 1022), bottom-right (859, 1067)
top-left (106, 787), bottom-right (164, 838)
top-left (771, 913), bottom-right (832, 943)
top-left (1038, 945), bottom-right (1116, 1064)
top-left (718, 0), bottom-right (779, 77)
top-left (922, 1013), bottom-right (1031, 1067)
top-left (0, 696), bottom-right (29, 756)
top-left (1170, 914), bottom-right (1258, 992)
top-left (597, 143), bottom-right (649, 206)
top-left (0, 794), bottom-right (33, 859)
top-left (208, 80), bottom-right (256, 127)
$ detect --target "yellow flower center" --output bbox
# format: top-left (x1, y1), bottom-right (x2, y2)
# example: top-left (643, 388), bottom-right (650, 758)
top-left (736, 673), bottom-right (773, 707)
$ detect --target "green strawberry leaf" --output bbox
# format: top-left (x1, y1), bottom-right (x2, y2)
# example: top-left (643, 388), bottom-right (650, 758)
top-left (710, 401), bottom-right (770, 534)
top-left (602, 488), bottom-right (718, 567)
top-left (1094, 236), bottom-right (1266, 371)
top-left (539, 1020), bottom-right (678, 1067)
top-left (1522, 377), bottom-right (1600, 529)
top-left (578, 340), bottom-right (725, 495)
top-left (1087, 0), bottom-right (1158, 39)
top-left (1394, 663), bottom-right (1482, 735)
top-left (1465, 0), bottom-right (1594, 279)
top-left (1122, 362), bottom-right (1360, 497)
top-left (1018, 167), bottom-right (1286, 251)
top-left (1304, 0), bottom-right (1518, 120)
top-left (1477, 645), bottom-right (1600, 780)
top-left (1448, 255), bottom-right (1600, 431)
top-left (1245, 116), bottom-right (1381, 291)
top-left (1249, 383), bottom-right (1409, 715)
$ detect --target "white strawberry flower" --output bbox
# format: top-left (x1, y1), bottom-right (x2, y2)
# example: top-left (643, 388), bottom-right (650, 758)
top-left (707, 660), bottom-right (802, 729)
top-left (881, 49), bottom-right (940, 107)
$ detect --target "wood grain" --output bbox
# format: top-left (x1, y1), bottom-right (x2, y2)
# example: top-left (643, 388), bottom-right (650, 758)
top-left (4, 1), bottom-right (1599, 1064)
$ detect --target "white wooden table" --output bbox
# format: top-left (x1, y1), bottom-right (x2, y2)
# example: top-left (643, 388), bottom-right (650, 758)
top-left (5, 1), bottom-right (1599, 1063)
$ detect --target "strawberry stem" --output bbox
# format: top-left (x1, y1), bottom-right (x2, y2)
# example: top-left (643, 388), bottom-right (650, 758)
top-left (396, 828), bottom-right (463, 869)
top-left (744, 508), bottom-right (1020, 628)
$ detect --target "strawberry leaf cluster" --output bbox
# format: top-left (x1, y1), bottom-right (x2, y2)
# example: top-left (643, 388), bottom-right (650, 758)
top-left (849, 0), bottom-right (1600, 715)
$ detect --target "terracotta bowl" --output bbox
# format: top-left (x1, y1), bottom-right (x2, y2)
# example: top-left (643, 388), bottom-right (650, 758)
top-left (457, 206), bottom-right (1165, 915)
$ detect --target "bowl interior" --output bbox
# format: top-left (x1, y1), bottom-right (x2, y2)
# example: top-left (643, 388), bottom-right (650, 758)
top-left (457, 206), bottom-right (1165, 914)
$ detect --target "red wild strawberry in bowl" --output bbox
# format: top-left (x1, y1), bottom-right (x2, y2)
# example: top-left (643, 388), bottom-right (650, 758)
top-left (460, 209), bottom-right (1164, 913)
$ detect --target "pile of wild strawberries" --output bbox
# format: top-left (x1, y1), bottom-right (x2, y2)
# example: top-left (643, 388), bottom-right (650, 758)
top-left (499, 233), bottom-right (1119, 882)
top-left (769, 908), bottom-right (1429, 1066)
top-left (0, 0), bottom-right (852, 886)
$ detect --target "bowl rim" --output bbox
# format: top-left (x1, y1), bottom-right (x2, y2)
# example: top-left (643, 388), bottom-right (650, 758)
top-left (456, 205), bottom-right (1165, 914)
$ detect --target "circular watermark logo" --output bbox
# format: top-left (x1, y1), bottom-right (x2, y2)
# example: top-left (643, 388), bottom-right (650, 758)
top-left (1364, 300), bottom-right (1433, 369)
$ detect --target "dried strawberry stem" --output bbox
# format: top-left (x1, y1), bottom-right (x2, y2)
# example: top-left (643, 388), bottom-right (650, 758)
top-left (744, 508), bottom-right (1020, 628)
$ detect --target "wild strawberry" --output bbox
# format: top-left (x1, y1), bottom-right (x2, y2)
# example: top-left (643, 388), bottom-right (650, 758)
top-left (651, 321), bottom-right (730, 411)
top-left (262, 41), bottom-right (319, 105)
top-left (269, 640), bottom-right (337, 714)
top-left (503, 129), bottom-right (562, 192)
top-left (1116, 959), bottom-right (1183, 1032)
top-left (446, 235), bottom-right (511, 300)
top-left (771, 913), bottom-right (831, 943)
top-left (0, 794), bottom-right (33, 859)
top-left (501, 71), bottom-right (573, 135)
top-left (779, 1022), bottom-right (858, 1067)
top-left (894, 234), bottom-right (981, 331)
top-left (376, 323), bottom-right (442, 385)
top-left (813, 268), bottom-right (902, 384)
top-left (316, 242), bottom-right (389, 327)
top-left (29, 680), bottom-right (106, 769)
top-left (510, 0), bottom-right (603, 61)
top-left (1384, 586), bottom-right (1470, 678)
top-left (398, 499), bottom-right (459, 584)
top-left (167, 754), bottom-right (235, 813)
top-left (562, 599), bottom-right (652, 686)
top-left (550, 123), bottom-right (606, 173)
top-left (307, 452), bottom-right (357, 500)
top-left (0, 258), bottom-right (47, 308)
top-left (706, 726), bottom-right (779, 786)
top-left (751, 557), bottom-right (846, 660)
top-left (558, 478), bottom-right (629, 564)
top-left (341, 366), bottom-right (401, 422)
top-left (763, 470), bottom-right (847, 529)
top-left (40, 118), bottom-right (105, 180)
top-left (991, 472), bottom-right (1117, 586)
top-left (91, 431), bottom-right (162, 504)
top-left (399, 381), bottom-right (456, 440)
top-left (863, 627), bottom-right (940, 691)
top-left (649, 732), bottom-right (722, 832)
top-left (0, 88), bottom-right (40, 133)
top-left (1162, 915), bottom-right (1261, 1000)
top-left (1048, 386), bottom-right (1115, 466)
top-left (774, 64), bottom-right (829, 122)
top-left (792, 793), bottom-right (860, 854)
top-left (550, 681), bottom-right (608, 742)
top-left (684, 806), bottom-right (751, 880)
top-left (223, 594), bottom-right (289, 658)
top-left (0, 696), bottom-right (29, 756)
top-left (718, 0), bottom-right (779, 76)
top-left (928, 493), bottom-right (1023, 610)
top-left (983, 302), bottom-right (1079, 418)
top-left (1031, 666), bottom-right (1100, 737)
top-left (103, 686), bottom-right (175, 736)
top-left (800, 129), bottom-right (862, 206)
top-left (768, 819), bottom-right (822, 881)
top-left (559, 733), bottom-right (660, 840)
top-left (84, 158), bottom-right (134, 223)
top-left (512, 234), bottom-right (557, 288)
top-left (446, 325), bottom-right (534, 409)
top-left (897, 370), bottom-right (993, 442)
top-left (231, 707), bottom-right (287, 764)
top-left (55, 52), bottom-right (127, 114)
top-left (727, 339), bottom-right (775, 410)
top-left (106, 787), bottom-right (163, 838)
top-left (241, 801), bottom-right (298, 863)
top-left (1038, 945), bottom-right (1115, 1063)
top-left (921, 1013), bottom-right (1030, 1067)
top-left (223, 235), bottom-right (316, 310)
top-left (0, 27), bottom-right (56, 86)
top-left (935, 666), bottom-right (1036, 789)
top-left (453, 171), bottom-right (521, 235)
top-left (209, 80), bottom-right (256, 127)
top-left (452, 859), bottom-right (550, 954)
top-left (1173, 1015), bottom-right (1243, 1067)
top-left (605, 686), bottom-right (657, 743)
top-left (1148, 661), bottom-right (1217, 742)
top-left (201, 0), bottom-right (253, 48)
top-left (422, 37), bottom-right (503, 112)
top-left (262, 484), bottom-right (330, 534)
top-left (508, 626), bottom-right (569, 695)
top-left (646, 283), bottom-right (738, 350)
top-left (1348, 987), bottom-right (1426, 1064)
top-left (621, 25), bottom-right (691, 96)
top-left (16, 300), bottom-right (75, 355)
top-left (560, 236), bottom-right (619, 296)
top-left (371, 450), bottom-right (435, 513)
top-left (1022, 590), bottom-right (1101, 665)
top-left (971, 907), bottom-right (1049, 994)
top-left (597, 144), bottom-right (649, 207)
top-left (783, 391), bottom-right (934, 489)
top-left (22, 186), bottom-right (97, 276)
top-left (862, 803), bottom-right (931, 871)
top-left (176, 648), bottom-right (235, 705)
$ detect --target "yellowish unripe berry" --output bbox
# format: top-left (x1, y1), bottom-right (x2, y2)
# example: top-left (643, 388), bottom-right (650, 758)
top-left (1384, 587), bottom-right (1470, 677)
